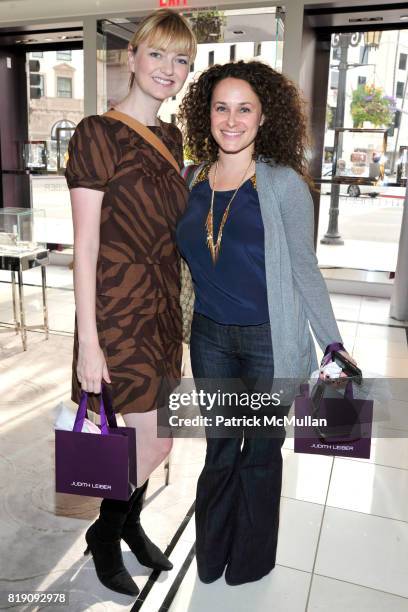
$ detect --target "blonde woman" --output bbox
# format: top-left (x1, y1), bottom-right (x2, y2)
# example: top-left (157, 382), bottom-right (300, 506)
top-left (66, 10), bottom-right (196, 596)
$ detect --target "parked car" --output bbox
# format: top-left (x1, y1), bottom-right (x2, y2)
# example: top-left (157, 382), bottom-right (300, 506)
top-left (320, 163), bottom-right (397, 198)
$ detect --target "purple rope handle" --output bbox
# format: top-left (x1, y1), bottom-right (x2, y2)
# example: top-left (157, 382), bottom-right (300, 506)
top-left (73, 385), bottom-right (118, 435)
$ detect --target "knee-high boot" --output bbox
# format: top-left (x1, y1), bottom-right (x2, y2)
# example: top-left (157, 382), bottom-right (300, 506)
top-left (84, 497), bottom-right (139, 596)
top-left (121, 480), bottom-right (173, 571)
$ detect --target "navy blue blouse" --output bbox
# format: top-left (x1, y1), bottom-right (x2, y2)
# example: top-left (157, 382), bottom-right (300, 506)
top-left (176, 166), bottom-right (269, 325)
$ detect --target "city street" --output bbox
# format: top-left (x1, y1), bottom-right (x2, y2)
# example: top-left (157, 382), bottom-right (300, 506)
top-left (317, 192), bottom-right (404, 272)
top-left (31, 176), bottom-right (405, 272)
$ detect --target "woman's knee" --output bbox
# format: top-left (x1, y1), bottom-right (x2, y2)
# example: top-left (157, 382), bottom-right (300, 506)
top-left (139, 435), bottom-right (173, 464)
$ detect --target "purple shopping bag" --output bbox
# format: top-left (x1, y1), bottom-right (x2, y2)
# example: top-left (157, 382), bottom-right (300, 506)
top-left (294, 381), bottom-right (373, 459)
top-left (55, 389), bottom-right (136, 500)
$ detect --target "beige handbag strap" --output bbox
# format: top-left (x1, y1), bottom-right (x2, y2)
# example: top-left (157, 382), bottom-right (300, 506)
top-left (104, 109), bottom-right (180, 173)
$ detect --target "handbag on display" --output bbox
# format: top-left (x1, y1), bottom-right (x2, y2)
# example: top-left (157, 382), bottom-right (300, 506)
top-left (55, 388), bottom-right (137, 500)
top-left (294, 380), bottom-right (373, 459)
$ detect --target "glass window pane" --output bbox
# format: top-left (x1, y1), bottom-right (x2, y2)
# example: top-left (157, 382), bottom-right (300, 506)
top-left (27, 48), bottom-right (84, 250)
top-left (317, 30), bottom-right (405, 276)
top-left (57, 50), bottom-right (72, 61)
top-left (57, 77), bottom-right (72, 98)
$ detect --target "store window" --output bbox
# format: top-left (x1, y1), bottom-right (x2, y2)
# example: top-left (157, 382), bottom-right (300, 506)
top-left (28, 48), bottom-right (84, 249)
top-left (57, 76), bottom-right (72, 98)
top-left (317, 29), bottom-right (405, 278)
top-left (57, 50), bottom-right (72, 61)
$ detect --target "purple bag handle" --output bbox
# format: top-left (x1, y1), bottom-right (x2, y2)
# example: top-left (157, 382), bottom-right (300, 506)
top-left (73, 385), bottom-right (118, 435)
top-left (321, 341), bottom-right (345, 367)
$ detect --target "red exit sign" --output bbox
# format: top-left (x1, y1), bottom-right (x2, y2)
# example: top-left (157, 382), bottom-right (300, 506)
top-left (159, 0), bottom-right (189, 6)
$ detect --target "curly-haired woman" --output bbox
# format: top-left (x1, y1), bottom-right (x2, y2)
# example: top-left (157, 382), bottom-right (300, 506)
top-left (176, 61), bottom-right (357, 585)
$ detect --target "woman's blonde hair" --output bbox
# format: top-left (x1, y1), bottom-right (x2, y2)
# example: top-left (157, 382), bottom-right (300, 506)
top-left (129, 9), bottom-right (197, 89)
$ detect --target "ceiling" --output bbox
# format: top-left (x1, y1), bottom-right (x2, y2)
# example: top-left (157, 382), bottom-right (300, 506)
top-left (0, 0), bottom-right (404, 27)
top-left (0, 1), bottom-right (406, 40)
top-left (305, 3), bottom-right (408, 29)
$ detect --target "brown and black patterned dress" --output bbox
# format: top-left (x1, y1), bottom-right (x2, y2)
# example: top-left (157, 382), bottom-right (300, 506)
top-left (65, 114), bottom-right (188, 414)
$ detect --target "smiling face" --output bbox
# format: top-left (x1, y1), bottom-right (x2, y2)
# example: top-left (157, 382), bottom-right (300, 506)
top-left (210, 77), bottom-right (264, 157)
top-left (128, 39), bottom-right (190, 101)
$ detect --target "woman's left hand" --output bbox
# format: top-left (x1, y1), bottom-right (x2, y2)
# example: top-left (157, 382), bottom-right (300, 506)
top-left (319, 350), bottom-right (358, 386)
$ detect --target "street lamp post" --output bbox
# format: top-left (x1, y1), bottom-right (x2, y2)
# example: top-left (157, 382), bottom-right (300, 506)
top-left (321, 32), bottom-right (361, 245)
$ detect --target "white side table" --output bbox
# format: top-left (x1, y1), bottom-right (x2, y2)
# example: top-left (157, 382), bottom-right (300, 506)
top-left (0, 249), bottom-right (49, 350)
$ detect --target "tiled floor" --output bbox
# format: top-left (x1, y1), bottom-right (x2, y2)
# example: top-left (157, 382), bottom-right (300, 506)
top-left (0, 267), bottom-right (407, 612)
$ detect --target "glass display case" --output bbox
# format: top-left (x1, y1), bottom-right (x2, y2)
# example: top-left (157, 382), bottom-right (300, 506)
top-left (332, 128), bottom-right (388, 184)
top-left (0, 208), bottom-right (46, 255)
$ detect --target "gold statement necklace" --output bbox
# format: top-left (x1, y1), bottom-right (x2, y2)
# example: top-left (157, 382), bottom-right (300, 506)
top-left (205, 159), bottom-right (253, 264)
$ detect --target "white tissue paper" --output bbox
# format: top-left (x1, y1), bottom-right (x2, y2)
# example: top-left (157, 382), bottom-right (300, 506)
top-left (54, 402), bottom-right (101, 434)
top-left (319, 361), bottom-right (343, 379)
top-left (309, 361), bottom-right (343, 391)
top-left (311, 362), bottom-right (342, 381)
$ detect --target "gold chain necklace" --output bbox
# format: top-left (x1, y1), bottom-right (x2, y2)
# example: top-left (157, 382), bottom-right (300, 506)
top-left (205, 159), bottom-right (253, 264)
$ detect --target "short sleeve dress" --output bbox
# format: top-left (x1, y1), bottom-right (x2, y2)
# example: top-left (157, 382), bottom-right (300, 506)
top-left (65, 114), bottom-right (188, 415)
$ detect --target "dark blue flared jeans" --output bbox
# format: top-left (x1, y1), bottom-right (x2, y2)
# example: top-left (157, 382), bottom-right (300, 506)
top-left (190, 312), bottom-right (285, 585)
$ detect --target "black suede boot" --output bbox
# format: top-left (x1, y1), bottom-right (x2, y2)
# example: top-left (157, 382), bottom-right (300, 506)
top-left (84, 497), bottom-right (140, 596)
top-left (121, 480), bottom-right (173, 571)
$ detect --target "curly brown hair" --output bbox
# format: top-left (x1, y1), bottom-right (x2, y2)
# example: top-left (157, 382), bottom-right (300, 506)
top-left (178, 60), bottom-right (311, 181)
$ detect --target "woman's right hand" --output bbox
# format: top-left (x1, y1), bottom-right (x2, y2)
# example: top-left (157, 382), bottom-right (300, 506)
top-left (77, 341), bottom-right (111, 394)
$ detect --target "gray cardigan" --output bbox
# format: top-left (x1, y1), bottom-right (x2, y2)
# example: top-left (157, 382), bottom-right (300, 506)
top-left (255, 160), bottom-right (342, 379)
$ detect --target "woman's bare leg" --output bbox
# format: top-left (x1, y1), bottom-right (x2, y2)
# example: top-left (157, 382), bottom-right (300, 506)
top-left (123, 408), bottom-right (173, 487)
